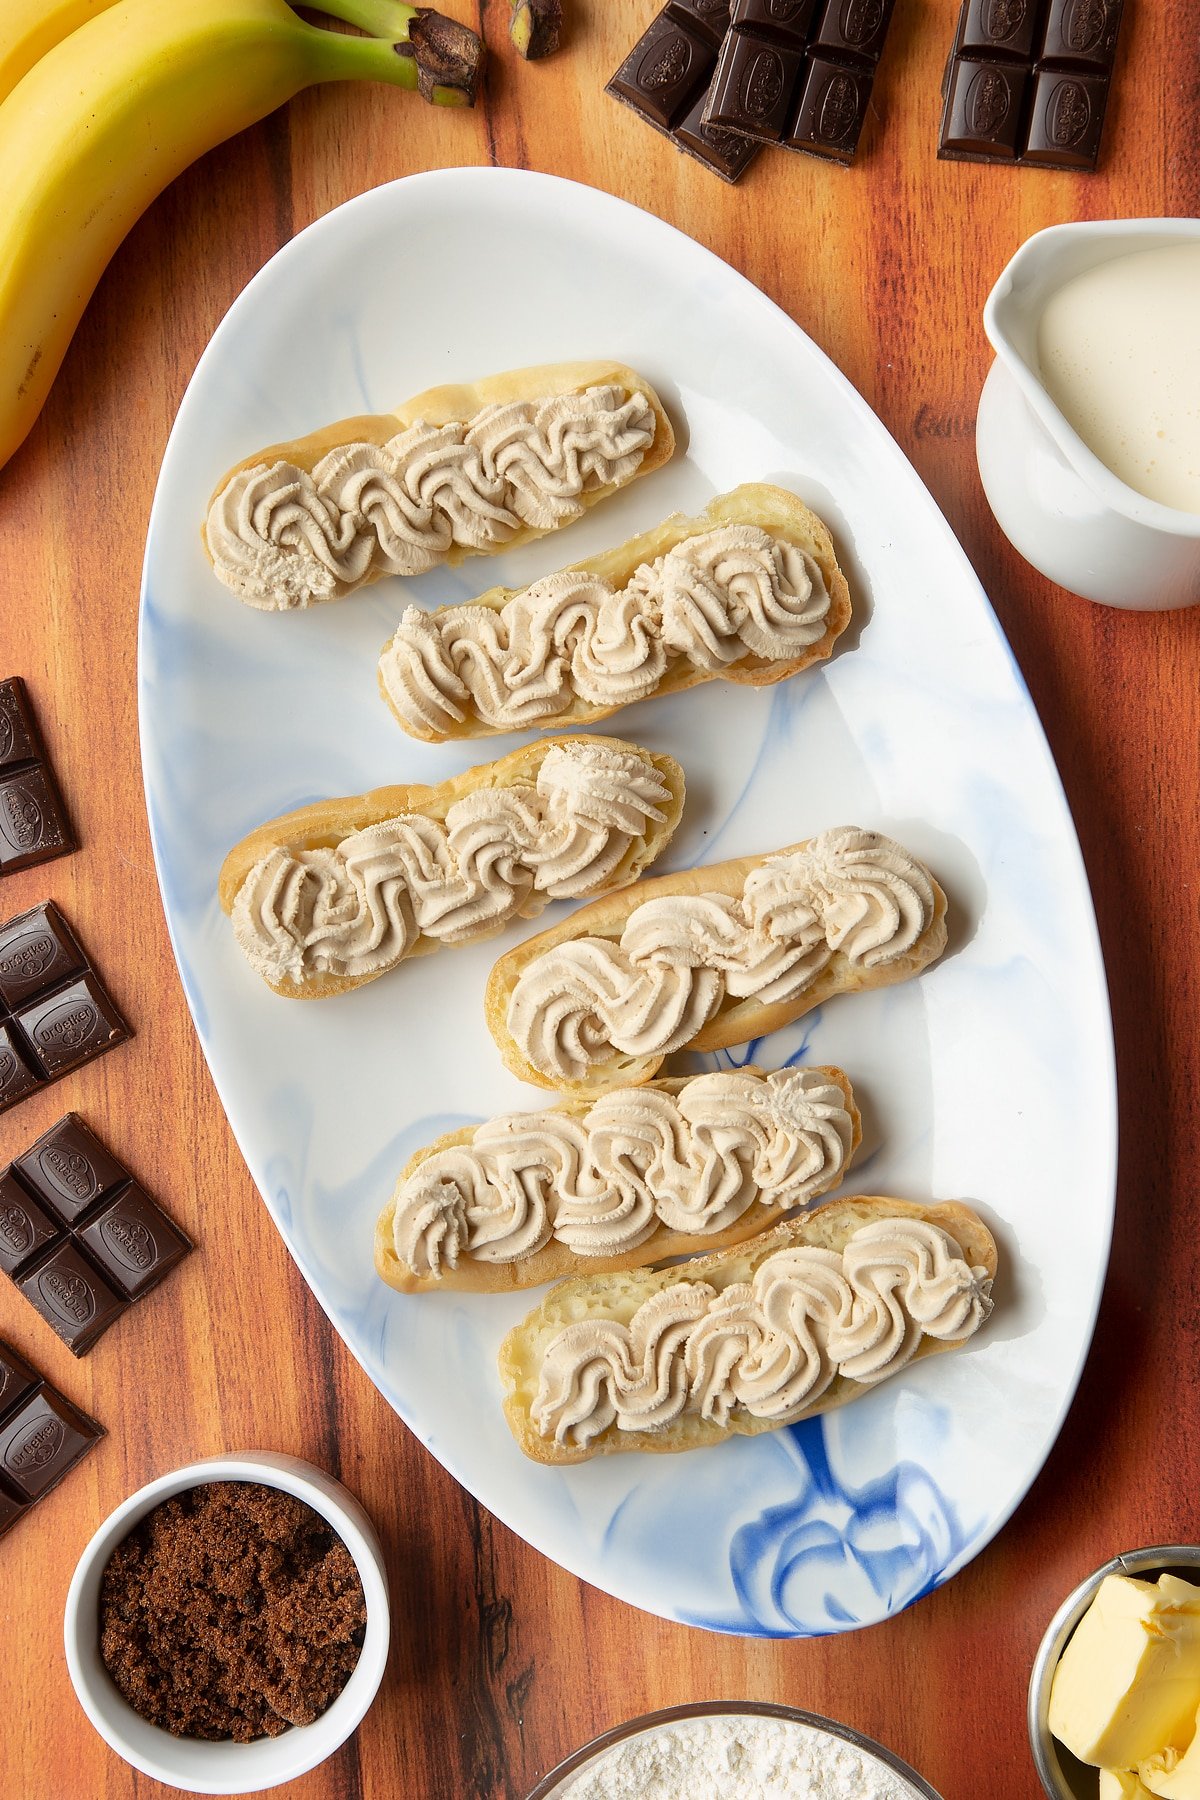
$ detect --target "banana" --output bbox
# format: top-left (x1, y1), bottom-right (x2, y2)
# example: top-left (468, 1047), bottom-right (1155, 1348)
top-left (0, 0), bottom-right (121, 105)
top-left (0, 0), bottom-right (484, 473)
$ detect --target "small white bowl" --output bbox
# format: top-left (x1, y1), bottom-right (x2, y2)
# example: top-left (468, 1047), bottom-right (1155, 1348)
top-left (64, 1452), bottom-right (390, 1796)
top-left (1028, 1543), bottom-right (1200, 1799)
top-left (525, 1701), bottom-right (943, 1799)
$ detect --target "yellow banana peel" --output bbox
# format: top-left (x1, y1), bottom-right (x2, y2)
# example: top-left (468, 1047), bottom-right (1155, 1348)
top-left (0, 0), bottom-right (122, 104)
top-left (0, 0), bottom-right (484, 473)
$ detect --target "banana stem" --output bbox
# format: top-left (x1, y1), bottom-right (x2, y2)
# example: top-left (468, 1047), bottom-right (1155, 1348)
top-left (312, 0), bottom-right (415, 37)
top-left (304, 3), bottom-right (484, 106)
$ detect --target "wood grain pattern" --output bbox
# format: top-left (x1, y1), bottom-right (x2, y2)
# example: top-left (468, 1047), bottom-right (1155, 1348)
top-left (1, 2), bottom-right (1197, 1795)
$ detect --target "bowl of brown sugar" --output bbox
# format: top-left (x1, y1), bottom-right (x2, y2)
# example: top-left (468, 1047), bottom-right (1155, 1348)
top-left (64, 1453), bottom-right (390, 1794)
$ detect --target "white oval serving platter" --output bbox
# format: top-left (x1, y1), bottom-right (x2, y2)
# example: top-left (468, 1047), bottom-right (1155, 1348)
top-left (140, 167), bottom-right (1115, 1636)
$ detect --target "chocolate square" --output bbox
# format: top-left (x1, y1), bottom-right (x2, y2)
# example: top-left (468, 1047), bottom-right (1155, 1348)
top-left (705, 29), bottom-right (805, 140)
top-left (16, 1240), bottom-right (129, 1355)
top-left (0, 903), bottom-right (85, 1009)
top-left (0, 1340), bottom-right (41, 1423)
top-left (0, 1483), bottom-right (30, 1537)
top-left (938, 56), bottom-right (1028, 157)
top-left (729, 0), bottom-right (817, 42)
top-left (78, 1184), bottom-right (192, 1301)
top-left (667, 0), bottom-right (733, 47)
top-left (1022, 65), bottom-right (1108, 166)
top-left (13, 1113), bottom-right (130, 1221)
top-left (811, 0), bottom-right (894, 63)
top-left (955, 0), bottom-right (1039, 60)
top-left (607, 14), bottom-right (715, 128)
top-left (0, 766), bottom-right (73, 875)
top-left (786, 52), bottom-right (873, 157)
top-left (0, 1171), bottom-right (62, 1276)
top-left (674, 89), bottom-right (764, 178)
top-left (1039, 0), bottom-right (1122, 69)
top-left (15, 973), bottom-right (128, 1079)
top-left (0, 1024), bottom-right (41, 1112)
top-left (0, 1384), bottom-right (102, 1500)
top-left (0, 680), bottom-right (39, 773)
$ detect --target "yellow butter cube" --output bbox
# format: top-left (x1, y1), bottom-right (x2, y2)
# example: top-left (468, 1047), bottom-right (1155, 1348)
top-left (1049, 1574), bottom-right (1200, 1768)
top-left (1140, 1695), bottom-right (1200, 1797)
top-left (1101, 1772), bottom-right (1161, 1798)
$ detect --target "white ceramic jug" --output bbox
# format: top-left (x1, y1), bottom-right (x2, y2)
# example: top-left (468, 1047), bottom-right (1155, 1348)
top-left (977, 218), bottom-right (1200, 610)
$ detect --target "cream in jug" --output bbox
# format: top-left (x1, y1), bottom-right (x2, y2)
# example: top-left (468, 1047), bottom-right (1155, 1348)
top-left (1036, 243), bottom-right (1200, 516)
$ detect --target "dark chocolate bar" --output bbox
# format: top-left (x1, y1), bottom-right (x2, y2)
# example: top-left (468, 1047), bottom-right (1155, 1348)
top-left (701, 0), bottom-right (897, 163)
top-left (0, 904), bottom-right (129, 1115)
top-left (938, 0), bottom-right (1123, 169)
top-left (0, 1335), bottom-right (103, 1535)
top-left (0, 1114), bottom-right (192, 1354)
top-left (0, 1374), bottom-right (103, 1516)
top-left (606, 3), bottom-right (762, 183)
top-left (0, 680), bottom-right (74, 876)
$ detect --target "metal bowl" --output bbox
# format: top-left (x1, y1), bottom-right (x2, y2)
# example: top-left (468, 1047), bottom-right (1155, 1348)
top-left (525, 1700), bottom-right (943, 1799)
top-left (1029, 1543), bottom-right (1200, 1799)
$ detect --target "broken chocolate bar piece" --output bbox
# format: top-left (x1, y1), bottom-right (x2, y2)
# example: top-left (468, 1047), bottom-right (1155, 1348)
top-left (0, 680), bottom-right (75, 877)
top-left (606, 3), bottom-right (763, 183)
top-left (938, 0), bottom-right (1124, 169)
top-left (0, 1373), bottom-right (103, 1510)
top-left (0, 1114), bottom-right (192, 1354)
top-left (0, 1334), bottom-right (103, 1535)
top-left (0, 904), bottom-right (130, 1116)
top-left (702, 0), bottom-right (897, 162)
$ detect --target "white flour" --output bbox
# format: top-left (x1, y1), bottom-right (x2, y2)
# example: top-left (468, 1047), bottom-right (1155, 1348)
top-left (561, 1714), bottom-right (920, 1800)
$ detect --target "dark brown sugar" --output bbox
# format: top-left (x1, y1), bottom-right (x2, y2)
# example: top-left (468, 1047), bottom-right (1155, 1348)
top-left (98, 1480), bottom-right (367, 1741)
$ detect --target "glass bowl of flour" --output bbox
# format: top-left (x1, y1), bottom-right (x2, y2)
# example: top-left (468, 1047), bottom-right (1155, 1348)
top-left (525, 1701), bottom-right (943, 1800)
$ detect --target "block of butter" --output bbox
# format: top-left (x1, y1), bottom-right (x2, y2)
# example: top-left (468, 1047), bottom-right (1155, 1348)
top-left (1049, 1573), bottom-right (1200, 1768)
top-left (1102, 1773), bottom-right (1163, 1798)
top-left (1140, 1696), bottom-right (1200, 1796)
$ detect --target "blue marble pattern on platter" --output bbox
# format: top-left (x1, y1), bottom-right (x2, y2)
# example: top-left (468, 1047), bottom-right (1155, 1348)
top-left (138, 169), bottom-right (1117, 1638)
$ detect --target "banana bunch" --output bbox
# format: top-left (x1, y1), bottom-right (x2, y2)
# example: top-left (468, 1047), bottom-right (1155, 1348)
top-left (0, 0), bottom-right (484, 472)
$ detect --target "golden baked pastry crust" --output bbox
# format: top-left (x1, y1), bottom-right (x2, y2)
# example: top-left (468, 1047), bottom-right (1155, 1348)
top-left (483, 838), bottom-right (949, 1094)
top-left (373, 1064), bottom-right (861, 1295)
top-left (499, 1197), bottom-right (997, 1465)
top-left (378, 483), bottom-right (853, 741)
top-left (203, 360), bottom-right (675, 597)
top-left (218, 734), bottom-right (686, 1001)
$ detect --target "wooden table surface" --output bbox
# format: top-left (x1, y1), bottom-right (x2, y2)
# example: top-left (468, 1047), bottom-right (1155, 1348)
top-left (2, 2), bottom-right (1198, 1795)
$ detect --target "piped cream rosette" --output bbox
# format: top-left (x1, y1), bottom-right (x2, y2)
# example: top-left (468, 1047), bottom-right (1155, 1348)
top-left (484, 826), bottom-right (948, 1094)
top-left (219, 736), bottom-right (685, 1000)
top-left (374, 1064), bottom-right (860, 1294)
top-left (377, 484), bottom-right (852, 741)
top-left (500, 1197), bottom-right (997, 1465)
top-left (203, 361), bottom-right (674, 610)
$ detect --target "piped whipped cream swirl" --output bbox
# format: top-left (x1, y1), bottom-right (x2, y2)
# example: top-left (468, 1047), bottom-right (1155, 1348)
top-left (392, 1067), bottom-right (855, 1278)
top-left (206, 386), bottom-right (656, 609)
top-left (531, 1218), bottom-right (993, 1447)
top-left (380, 525), bottom-right (832, 735)
top-left (507, 827), bottom-right (938, 1083)
top-left (231, 744), bottom-right (671, 988)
